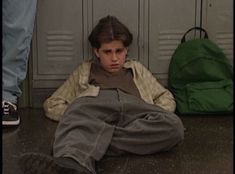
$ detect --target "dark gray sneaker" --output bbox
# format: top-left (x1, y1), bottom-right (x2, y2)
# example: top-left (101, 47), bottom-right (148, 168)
top-left (18, 153), bottom-right (80, 174)
top-left (2, 101), bottom-right (20, 126)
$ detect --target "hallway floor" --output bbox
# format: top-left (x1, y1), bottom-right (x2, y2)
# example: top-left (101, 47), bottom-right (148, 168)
top-left (2, 108), bottom-right (233, 174)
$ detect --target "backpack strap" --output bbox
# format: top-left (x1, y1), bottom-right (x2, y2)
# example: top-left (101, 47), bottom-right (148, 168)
top-left (181, 27), bottom-right (209, 43)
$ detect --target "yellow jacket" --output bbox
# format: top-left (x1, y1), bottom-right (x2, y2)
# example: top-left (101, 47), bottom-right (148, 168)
top-left (43, 58), bottom-right (176, 121)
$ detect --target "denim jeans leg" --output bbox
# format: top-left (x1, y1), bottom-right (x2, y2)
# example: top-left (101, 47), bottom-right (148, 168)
top-left (2, 0), bottom-right (37, 103)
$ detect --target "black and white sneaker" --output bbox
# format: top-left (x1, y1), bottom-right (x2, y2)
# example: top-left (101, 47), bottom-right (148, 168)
top-left (2, 101), bottom-right (20, 126)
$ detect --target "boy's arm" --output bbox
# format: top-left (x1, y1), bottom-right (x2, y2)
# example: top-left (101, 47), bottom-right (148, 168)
top-left (140, 63), bottom-right (176, 112)
top-left (43, 68), bottom-right (79, 121)
top-left (152, 87), bottom-right (176, 112)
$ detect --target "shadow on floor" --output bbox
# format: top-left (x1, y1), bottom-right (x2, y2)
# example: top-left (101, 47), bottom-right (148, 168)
top-left (2, 108), bottom-right (233, 174)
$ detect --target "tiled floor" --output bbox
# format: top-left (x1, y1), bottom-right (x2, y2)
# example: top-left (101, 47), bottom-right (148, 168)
top-left (2, 108), bottom-right (233, 174)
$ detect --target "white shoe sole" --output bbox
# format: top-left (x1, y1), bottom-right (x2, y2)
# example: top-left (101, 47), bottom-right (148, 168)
top-left (2, 119), bottom-right (20, 126)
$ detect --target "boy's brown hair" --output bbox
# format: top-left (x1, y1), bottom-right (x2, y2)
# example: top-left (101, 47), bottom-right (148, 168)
top-left (88, 15), bottom-right (133, 49)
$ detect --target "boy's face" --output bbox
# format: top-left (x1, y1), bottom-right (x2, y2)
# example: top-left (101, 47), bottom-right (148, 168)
top-left (94, 40), bottom-right (128, 73)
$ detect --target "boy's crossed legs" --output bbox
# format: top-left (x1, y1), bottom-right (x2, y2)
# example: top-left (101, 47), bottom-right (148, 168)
top-left (19, 89), bottom-right (184, 174)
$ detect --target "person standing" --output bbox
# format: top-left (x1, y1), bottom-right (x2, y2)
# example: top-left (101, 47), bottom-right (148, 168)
top-left (2, 0), bottom-right (37, 126)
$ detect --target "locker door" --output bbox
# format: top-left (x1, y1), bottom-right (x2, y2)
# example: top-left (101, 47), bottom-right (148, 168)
top-left (148, 0), bottom-right (198, 82)
top-left (202, 0), bottom-right (233, 65)
top-left (32, 0), bottom-right (84, 88)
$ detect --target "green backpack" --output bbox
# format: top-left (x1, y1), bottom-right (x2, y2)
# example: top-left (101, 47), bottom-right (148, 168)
top-left (168, 27), bottom-right (233, 115)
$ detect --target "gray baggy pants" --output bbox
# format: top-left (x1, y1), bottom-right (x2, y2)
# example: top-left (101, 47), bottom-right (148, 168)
top-left (53, 89), bottom-right (184, 174)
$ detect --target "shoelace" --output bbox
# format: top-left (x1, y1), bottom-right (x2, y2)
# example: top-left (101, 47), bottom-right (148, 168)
top-left (2, 101), bottom-right (17, 115)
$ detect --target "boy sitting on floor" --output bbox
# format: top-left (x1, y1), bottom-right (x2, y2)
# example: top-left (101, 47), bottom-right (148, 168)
top-left (19, 15), bottom-right (184, 174)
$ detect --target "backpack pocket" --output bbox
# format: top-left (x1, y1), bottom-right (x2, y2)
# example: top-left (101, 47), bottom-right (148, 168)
top-left (186, 80), bottom-right (233, 113)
